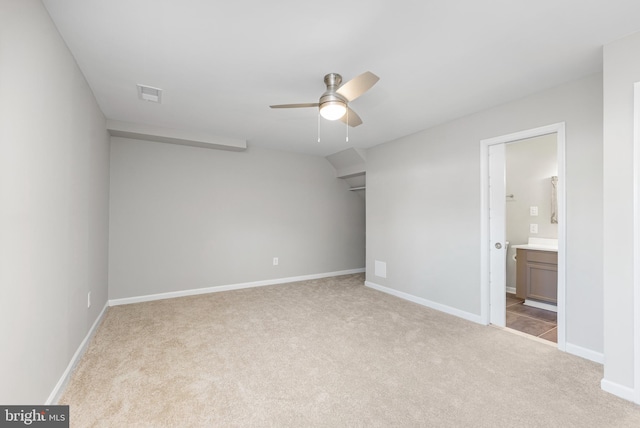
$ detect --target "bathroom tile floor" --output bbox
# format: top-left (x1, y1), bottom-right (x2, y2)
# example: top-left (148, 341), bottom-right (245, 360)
top-left (506, 294), bottom-right (557, 343)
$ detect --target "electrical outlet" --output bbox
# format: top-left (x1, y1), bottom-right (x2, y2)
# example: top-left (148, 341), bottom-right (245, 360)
top-left (530, 206), bottom-right (538, 216)
top-left (530, 224), bottom-right (538, 234)
top-left (87, 292), bottom-right (91, 308)
top-left (273, 257), bottom-right (279, 266)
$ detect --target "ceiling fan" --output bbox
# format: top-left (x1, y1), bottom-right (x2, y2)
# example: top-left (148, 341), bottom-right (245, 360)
top-left (270, 71), bottom-right (379, 127)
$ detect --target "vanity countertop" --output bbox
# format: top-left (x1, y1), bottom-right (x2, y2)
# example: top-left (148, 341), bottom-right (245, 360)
top-left (511, 238), bottom-right (558, 253)
top-left (511, 244), bottom-right (558, 252)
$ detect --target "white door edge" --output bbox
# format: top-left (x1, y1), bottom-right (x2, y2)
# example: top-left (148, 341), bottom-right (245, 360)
top-left (633, 82), bottom-right (640, 404)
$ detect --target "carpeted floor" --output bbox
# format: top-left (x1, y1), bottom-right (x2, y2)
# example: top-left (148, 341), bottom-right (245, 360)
top-left (60, 273), bottom-right (640, 427)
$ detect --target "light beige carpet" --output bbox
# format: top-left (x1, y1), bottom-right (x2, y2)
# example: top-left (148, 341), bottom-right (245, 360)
top-left (61, 274), bottom-right (640, 427)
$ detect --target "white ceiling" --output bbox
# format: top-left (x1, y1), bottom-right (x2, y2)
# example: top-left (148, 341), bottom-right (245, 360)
top-left (42, 0), bottom-right (640, 157)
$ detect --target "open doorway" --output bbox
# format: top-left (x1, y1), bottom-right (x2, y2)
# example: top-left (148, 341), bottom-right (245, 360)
top-left (480, 123), bottom-right (566, 351)
top-left (505, 134), bottom-right (558, 342)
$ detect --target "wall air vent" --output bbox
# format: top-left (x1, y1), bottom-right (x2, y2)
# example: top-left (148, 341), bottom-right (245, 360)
top-left (137, 84), bottom-right (163, 103)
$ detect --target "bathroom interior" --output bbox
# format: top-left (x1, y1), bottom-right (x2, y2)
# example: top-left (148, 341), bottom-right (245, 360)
top-left (505, 134), bottom-right (558, 342)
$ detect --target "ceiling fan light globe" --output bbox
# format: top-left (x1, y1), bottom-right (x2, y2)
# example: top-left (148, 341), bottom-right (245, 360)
top-left (320, 102), bottom-right (347, 121)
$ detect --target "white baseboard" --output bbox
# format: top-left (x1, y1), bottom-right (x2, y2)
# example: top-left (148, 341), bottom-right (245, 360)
top-left (506, 287), bottom-right (516, 294)
top-left (46, 302), bottom-right (109, 405)
top-left (524, 299), bottom-right (557, 313)
top-left (601, 378), bottom-right (636, 402)
top-left (109, 268), bottom-right (366, 306)
top-left (565, 342), bottom-right (604, 364)
top-left (364, 281), bottom-right (484, 325)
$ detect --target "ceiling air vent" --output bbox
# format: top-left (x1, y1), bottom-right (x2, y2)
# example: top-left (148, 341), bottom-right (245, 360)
top-left (137, 84), bottom-right (163, 103)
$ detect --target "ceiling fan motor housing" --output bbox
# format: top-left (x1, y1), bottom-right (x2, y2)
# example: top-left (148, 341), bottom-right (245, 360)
top-left (320, 73), bottom-right (347, 109)
top-left (324, 73), bottom-right (342, 89)
top-left (319, 92), bottom-right (347, 106)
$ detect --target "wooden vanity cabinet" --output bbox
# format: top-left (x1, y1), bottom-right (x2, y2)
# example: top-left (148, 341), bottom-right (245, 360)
top-left (515, 248), bottom-right (558, 304)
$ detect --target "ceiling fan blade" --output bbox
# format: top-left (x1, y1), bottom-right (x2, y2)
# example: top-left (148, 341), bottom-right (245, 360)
top-left (340, 107), bottom-right (363, 127)
top-left (270, 103), bottom-right (319, 109)
top-left (336, 71), bottom-right (379, 102)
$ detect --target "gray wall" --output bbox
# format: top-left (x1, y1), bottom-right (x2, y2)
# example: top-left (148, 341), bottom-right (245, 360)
top-left (505, 134), bottom-right (558, 288)
top-left (108, 138), bottom-right (365, 299)
top-left (602, 30), bottom-right (640, 394)
top-left (0, 0), bottom-right (110, 404)
top-left (367, 73), bottom-right (603, 354)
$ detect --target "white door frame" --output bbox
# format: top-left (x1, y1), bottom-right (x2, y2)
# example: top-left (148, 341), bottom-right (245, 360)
top-left (480, 122), bottom-right (566, 351)
top-left (633, 83), bottom-right (640, 404)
